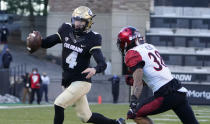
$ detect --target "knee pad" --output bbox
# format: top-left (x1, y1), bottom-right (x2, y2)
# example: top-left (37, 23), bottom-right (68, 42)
top-left (54, 96), bottom-right (65, 108)
top-left (76, 111), bottom-right (92, 123)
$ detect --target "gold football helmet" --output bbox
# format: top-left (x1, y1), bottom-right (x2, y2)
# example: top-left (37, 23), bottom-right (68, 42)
top-left (72, 6), bottom-right (95, 32)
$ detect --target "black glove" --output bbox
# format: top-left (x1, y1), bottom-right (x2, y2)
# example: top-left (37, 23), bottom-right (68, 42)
top-left (130, 95), bottom-right (138, 109)
top-left (127, 95), bottom-right (138, 119)
top-left (127, 108), bottom-right (136, 119)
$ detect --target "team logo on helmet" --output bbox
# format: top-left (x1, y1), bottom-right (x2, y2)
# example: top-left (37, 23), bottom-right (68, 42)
top-left (88, 9), bottom-right (93, 16)
top-left (71, 6), bottom-right (95, 32)
top-left (117, 26), bottom-right (144, 53)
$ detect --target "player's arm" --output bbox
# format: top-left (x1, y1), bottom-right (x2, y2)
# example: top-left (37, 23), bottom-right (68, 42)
top-left (125, 50), bottom-right (145, 109)
top-left (41, 23), bottom-right (65, 49)
top-left (132, 68), bottom-right (143, 99)
top-left (26, 23), bottom-right (67, 53)
top-left (90, 34), bottom-right (107, 73)
top-left (126, 50), bottom-right (145, 119)
top-left (92, 49), bottom-right (107, 73)
top-left (41, 33), bottom-right (61, 48)
top-left (82, 48), bottom-right (107, 79)
top-left (82, 34), bottom-right (107, 79)
top-left (26, 31), bottom-right (61, 53)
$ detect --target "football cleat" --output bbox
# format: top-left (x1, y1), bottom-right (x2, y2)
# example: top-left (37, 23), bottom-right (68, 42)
top-left (116, 118), bottom-right (126, 124)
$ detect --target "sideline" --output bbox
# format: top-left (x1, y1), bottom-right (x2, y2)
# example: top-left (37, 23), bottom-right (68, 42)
top-left (0, 104), bottom-right (53, 109)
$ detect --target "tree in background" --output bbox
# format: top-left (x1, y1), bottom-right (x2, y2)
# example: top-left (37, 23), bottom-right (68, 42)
top-left (2, 0), bottom-right (48, 16)
top-left (2, 0), bottom-right (48, 32)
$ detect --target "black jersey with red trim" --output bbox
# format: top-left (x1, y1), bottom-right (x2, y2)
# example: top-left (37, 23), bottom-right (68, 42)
top-left (57, 23), bottom-right (102, 85)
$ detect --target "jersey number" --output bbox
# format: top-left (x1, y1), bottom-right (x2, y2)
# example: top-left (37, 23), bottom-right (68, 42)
top-left (148, 51), bottom-right (166, 71)
top-left (32, 75), bottom-right (38, 83)
top-left (66, 51), bottom-right (78, 69)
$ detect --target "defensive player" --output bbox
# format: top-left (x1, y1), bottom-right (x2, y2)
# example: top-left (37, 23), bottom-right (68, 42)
top-left (117, 26), bottom-right (199, 124)
top-left (27, 6), bottom-right (125, 124)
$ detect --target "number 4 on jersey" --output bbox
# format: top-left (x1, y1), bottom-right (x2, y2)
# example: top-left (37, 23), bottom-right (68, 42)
top-left (66, 51), bottom-right (78, 69)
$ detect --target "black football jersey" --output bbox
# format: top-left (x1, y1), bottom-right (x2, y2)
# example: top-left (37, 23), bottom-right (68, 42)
top-left (57, 23), bottom-right (102, 87)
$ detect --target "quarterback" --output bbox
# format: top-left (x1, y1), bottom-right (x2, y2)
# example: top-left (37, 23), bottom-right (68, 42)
top-left (117, 27), bottom-right (199, 124)
top-left (27, 6), bottom-right (125, 124)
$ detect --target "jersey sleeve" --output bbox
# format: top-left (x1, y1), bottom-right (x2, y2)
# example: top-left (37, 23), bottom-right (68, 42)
top-left (89, 33), bottom-right (102, 53)
top-left (125, 50), bottom-right (145, 71)
top-left (57, 23), bottom-right (72, 42)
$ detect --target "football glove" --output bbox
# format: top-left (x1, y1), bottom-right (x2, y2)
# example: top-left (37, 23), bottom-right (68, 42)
top-left (26, 31), bottom-right (42, 53)
top-left (127, 108), bottom-right (136, 119)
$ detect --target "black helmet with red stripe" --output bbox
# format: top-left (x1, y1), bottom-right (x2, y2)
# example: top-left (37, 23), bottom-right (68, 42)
top-left (117, 26), bottom-right (144, 54)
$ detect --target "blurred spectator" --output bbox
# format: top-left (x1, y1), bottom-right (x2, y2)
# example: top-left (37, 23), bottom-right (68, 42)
top-left (29, 68), bottom-right (42, 104)
top-left (2, 48), bottom-right (12, 69)
top-left (22, 72), bottom-right (31, 104)
top-left (40, 72), bottom-right (50, 103)
top-left (0, 25), bottom-right (9, 44)
top-left (104, 59), bottom-right (112, 75)
top-left (108, 75), bottom-right (120, 103)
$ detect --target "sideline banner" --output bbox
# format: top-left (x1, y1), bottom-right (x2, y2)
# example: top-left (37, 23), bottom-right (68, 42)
top-left (183, 84), bottom-right (210, 105)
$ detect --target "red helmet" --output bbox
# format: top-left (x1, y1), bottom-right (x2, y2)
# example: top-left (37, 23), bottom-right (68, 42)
top-left (117, 26), bottom-right (144, 53)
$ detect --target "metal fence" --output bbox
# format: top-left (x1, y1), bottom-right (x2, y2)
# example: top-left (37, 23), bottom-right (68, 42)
top-left (0, 64), bottom-right (26, 98)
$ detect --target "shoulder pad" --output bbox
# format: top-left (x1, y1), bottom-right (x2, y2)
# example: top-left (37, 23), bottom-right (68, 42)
top-left (92, 31), bottom-right (99, 34)
top-left (125, 50), bottom-right (142, 68)
top-left (64, 22), bottom-right (72, 26)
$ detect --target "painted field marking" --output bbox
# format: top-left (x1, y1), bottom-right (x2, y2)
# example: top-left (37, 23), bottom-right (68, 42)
top-left (0, 104), bottom-right (53, 109)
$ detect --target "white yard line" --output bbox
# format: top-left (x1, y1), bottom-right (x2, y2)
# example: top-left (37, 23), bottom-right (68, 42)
top-left (160, 114), bottom-right (176, 117)
top-left (195, 112), bottom-right (210, 115)
top-left (0, 104), bottom-right (53, 109)
top-left (152, 118), bottom-right (179, 121)
top-left (161, 114), bottom-right (210, 119)
top-left (127, 122), bottom-right (135, 124)
top-left (152, 118), bottom-right (209, 122)
top-left (196, 115), bottom-right (210, 118)
top-left (195, 110), bottom-right (210, 113)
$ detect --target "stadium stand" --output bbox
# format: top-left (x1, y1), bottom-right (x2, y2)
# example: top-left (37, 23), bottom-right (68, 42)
top-left (146, 0), bottom-right (210, 104)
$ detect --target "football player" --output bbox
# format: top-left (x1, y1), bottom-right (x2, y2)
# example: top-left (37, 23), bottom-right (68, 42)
top-left (117, 27), bottom-right (199, 124)
top-left (27, 6), bottom-right (125, 124)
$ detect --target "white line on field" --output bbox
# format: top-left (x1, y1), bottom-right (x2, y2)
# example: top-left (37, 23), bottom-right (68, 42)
top-left (160, 114), bottom-right (176, 117)
top-left (196, 115), bottom-right (210, 118)
top-left (196, 112), bottom-right (210, 115)
top-left (161, 114), bottom-right (210, 119)
top-left (152, 118), bottom-right (179, 121)
top-left (0, 104), bottom-right (53, 109)
top-left (127, 122), bottom-right (164, 124)
top-left (197, 120), bottom-right (209, 122)
top-left (195, 110), bottom-right (210, 113)
top-left (152, 118), bottom-right (209, 122)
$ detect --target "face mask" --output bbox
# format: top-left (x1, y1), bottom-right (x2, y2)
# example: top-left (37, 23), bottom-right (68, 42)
top-left (33, 71), bottom-right (37, 74)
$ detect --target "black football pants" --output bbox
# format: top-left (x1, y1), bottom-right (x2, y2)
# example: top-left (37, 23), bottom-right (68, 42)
top-left (136, 91), bottom-right (199, 124)
top-left (30, 88), bottom-right (41, 104)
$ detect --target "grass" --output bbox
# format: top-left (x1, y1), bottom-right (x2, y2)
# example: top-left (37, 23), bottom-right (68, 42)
top-left (0, 104), bottom-right (210, 124)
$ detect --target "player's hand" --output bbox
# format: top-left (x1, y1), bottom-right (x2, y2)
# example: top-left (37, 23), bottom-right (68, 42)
top-left (82, 68), bottom-right (96, 79)
top-left (26, 31), bottom-right (42, 53)
top-left (127, 108), bottom-right (136, 119)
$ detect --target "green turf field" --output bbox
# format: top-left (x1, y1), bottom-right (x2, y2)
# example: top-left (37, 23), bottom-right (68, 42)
top-left (0, 104), bottom-right (209, 124)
